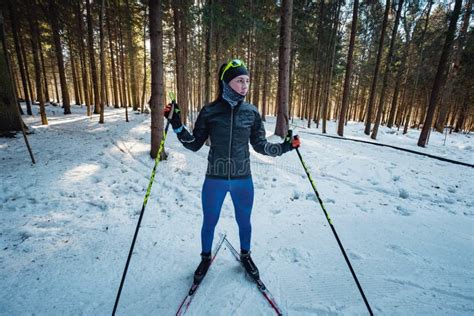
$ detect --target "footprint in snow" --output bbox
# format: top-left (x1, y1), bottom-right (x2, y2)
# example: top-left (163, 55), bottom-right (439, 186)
top-left (271, 209), bottom-right (282, 215)
top-left (444, 197), bottom-right (455, 204)
top-left (86, 200), bottom-right (108, 211)
top-left (27, 197), bottom-right (38, 204)
top-left (290, 191), bottom-right (300, 201)
top-left (386, 244), bottom-right (412, 257)
top-left (394, 205), bottom-right (412, 216)
top-left (280, 247), bottom-right (304, 263)
top-left (348, 250), bottom-right (363, 260)
top-left (399, 189), bottom-right (409, 199)
top-left (305, 193), bottom-right (317, 201)
top-left (447, 186), bottom-right (457, 193)
top-left (356, 203), bottom-right (370, 213)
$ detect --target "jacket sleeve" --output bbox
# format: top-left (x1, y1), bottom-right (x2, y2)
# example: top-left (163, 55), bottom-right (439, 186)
top-left (176, 107), bottom-right (209, 152)
top-left (250, 111), bottom-right (289, 157)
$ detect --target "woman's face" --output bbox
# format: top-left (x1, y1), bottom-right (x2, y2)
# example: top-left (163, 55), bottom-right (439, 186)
top-left (229, 75), bottom-right (250, 96)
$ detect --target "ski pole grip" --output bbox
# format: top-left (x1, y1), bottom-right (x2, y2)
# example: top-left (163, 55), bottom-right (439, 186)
top-left (167, 103), bottom-right (175, 120)
top-left (167, 91), bottom-right (177, 120)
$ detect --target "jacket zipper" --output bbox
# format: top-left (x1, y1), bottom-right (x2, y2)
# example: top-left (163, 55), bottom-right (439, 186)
top-left (228, 107), bottom-right (234, 180)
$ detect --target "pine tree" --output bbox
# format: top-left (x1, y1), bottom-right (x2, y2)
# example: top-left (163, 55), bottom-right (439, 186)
top-left (47, 0), bottom-right (71, 114)
top-left (364, 0), bottom-right (391, 135)
top-left (337, 0), bottom-right (359, 136)
top-left (418, 0), bottom-right (462, 147)
top-left (275, 0), bottom-right (293, 137)
top-left (149, 0), bottom-right (165, 159)
top-left (0, 7), bottom-right (22, 132)
top-left (371, 0), bottom-right (404, 139)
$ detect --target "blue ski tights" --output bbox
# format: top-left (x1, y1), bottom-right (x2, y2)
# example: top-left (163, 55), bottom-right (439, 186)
top-left (201, 177), bottom-right (254, 253)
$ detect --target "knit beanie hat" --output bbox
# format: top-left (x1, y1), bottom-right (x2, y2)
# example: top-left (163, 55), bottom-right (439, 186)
top-left (221, 59), bottom-right (249, 83)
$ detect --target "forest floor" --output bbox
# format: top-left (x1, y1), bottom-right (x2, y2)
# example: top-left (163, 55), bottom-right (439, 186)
top-left (1, 103), bottom-right (473, 315)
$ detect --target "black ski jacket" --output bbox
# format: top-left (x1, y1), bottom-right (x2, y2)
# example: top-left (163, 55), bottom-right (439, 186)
top-left (176, 98), bottom-right (290, 179)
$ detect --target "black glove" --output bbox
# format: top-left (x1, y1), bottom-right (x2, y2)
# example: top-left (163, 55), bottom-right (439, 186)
top-left (163, 103), bottom-right (182, 130)
top-left (282, 129), bottom-right (300, 152)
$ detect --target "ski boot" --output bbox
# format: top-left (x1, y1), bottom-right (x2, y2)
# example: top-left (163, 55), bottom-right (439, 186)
top-left (240, 250), bottom-right (260, 281)
top-left (193, 252), bottom-right (212, 285)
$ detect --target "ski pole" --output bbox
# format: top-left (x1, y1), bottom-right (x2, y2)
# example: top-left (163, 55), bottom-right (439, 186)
top-left (294, 147), bottom-right (374, 316)
top-left (112, 92), bottom-right (177, 315)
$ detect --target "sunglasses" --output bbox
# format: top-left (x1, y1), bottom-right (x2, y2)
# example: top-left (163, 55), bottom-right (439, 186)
top-left (220, 59), bottom-right (247, 81)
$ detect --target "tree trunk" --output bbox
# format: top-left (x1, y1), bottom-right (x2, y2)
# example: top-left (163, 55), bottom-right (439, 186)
top-left (387, 36), bottom-right (410, 128)
top-left (358, 86), bottom-right (367, 122)
top-left (48, 0), bottom-right (71, 114)
top-left (0, 8), bottom-right (23, 132)
top-left (68, 38), bottom-right (81, 105)
top-left (403, 102), bottom-right (412, 134)
top-left (104, 48), bottom-right (110, 107)
top-left (454, 92), bottom-right (468, 132)
top-left (10, 54), bottom-right (22, 110)
top-left (149, 0), bottom-right (164, 159)
top-left (275, 0), bottom-right (293, 137)
top-left (337, 0), bottom-right (359, 136)
top-left (51, 61), bottom-right (60, 103)
top-left (141, 8), bottom-right (147, 112)
top-left (38, 39), bottom-right (50, 104)
top-left (99, 0), bottom-right (105, 123)
top-left (86, 0), bottom-right (101, 114)
top-left (7, 0), bottom-right (32, 115)
top-left (125, 0), bottom-right (139, 111)
top-left (261, 51), bottom-right (269, 121)
top-left (19, 32), bottom-right (35, 105)
top-left (172, 0), bottom-right (190, 124)
top-left (314, 0), bottom-right (325, 129)
top-left (26, 0), bottom-right (47, 124)
top-left (288, 50), bottom-right (294, 120)
top-left (322, 1), bottom-right (341, 134)
top-left (125, 54), bottom-right (132, 107)
top-left (76, 0), bottom-right (91, 115)
top-left (364, 0), bottom-right (390, 135)
top-left (418, 0), bottom-right (462, 147)
top-left (252, 54), bottom-right (261, 107)
top-left (404, 1), bottom-right (433, 132)
top-left (204, 0), bottom-right (212, 105)
top-left (307, 63), bottom-right (317, 128)
top-left (106, 3), bottom-right (119, 108)
top-left (371, 0), bottom-right (404, 139)
top-left (117, 0), bottom-right (129, 121)
top-left (435, 0), bottom-right (472, 132)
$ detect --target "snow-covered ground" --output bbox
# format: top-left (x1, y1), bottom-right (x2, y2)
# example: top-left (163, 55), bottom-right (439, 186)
top-left (1, 104), bottom-right (473, 315)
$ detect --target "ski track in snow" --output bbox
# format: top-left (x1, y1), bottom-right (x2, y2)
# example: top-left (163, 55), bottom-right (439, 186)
top-left (0, 104), bottom-right (473, 315)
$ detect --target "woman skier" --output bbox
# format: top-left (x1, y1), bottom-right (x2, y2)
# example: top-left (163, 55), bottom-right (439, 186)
top-left (164, 59), bottom-right (300, 284)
